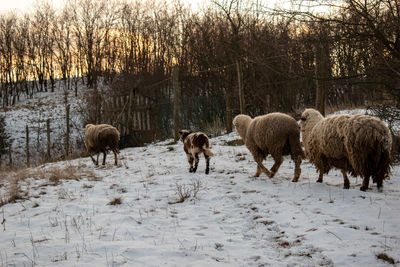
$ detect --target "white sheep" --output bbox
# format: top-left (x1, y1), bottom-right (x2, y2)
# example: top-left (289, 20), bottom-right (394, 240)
top-left (233, 113), bottom-right (304, 181)
top-left (300, 108), bottom-right (392, 191)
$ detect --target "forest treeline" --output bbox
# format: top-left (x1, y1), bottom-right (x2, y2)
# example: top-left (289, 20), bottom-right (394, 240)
top-left (1, 0), bottom-right (400, 136)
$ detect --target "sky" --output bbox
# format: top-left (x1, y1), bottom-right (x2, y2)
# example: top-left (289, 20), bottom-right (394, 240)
top-left (0, 0), bottom-right (205, 13)
top-left (0, 0), bottom-right (297, 13)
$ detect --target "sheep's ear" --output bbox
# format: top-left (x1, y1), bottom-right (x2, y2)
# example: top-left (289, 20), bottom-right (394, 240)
top-left (301, 117), bottom-right (306, 121)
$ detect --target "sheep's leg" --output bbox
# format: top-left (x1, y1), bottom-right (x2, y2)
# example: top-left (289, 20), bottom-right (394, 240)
top-left (375, 175), bottom-right (383, 191)
top-left (317, 171), bottom-right (323, 183)
top-left (102, 151), bottom-right (107, 165)
top-left (340, 169), bottom-right (350, 189)
top-left (254, 165), bottom-right (262, 177)
top-left (113, 149), bottom-right (118, 165)
top-left (192, 153), bottom-right (200, 173)
top-left (292, 156), bottom-right (302, 182)
top-left (205, 154), bottom-right (210, 174)
top-left (89, 153), bottom-right (98, 166)
top-left (269, 155), bottom-right (283, 178)
top-left (187, 154), bottom-right (194, 172)
top-left (253, 154), bottom-right (271, 177)
top-left (360, 177), bottom-right (370, 191)
top-left (95, 153), bottom-right (100, 165)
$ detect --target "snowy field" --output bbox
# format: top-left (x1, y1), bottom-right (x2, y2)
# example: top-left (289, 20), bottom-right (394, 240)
top-left (1, 132), bottom-right (399, 266)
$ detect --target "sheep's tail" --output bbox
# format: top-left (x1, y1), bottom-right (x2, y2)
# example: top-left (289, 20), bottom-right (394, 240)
top-left (348, 118), bottom-right (392, 184)
top-left (204, 147), bottom-right (215, 157)
top-left (288, 133), bottom-right (305, 160)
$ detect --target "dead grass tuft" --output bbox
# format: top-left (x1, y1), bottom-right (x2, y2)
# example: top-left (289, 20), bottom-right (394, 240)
top-left (0, 176), bottom-right (26, 207)
top-left (0, 162), bottom-right (100, 207)
top-left (108, 197), bottom-right (122, 206)
top-left (168, 180), bottom-right (202, 204)
top-left (376, 253), bottom-right (395, 265)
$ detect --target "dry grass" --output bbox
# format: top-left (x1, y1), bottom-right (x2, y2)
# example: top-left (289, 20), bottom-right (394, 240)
top-left (168, 180), bottom-right (202, 204)
top-left (203, 116), bottom-right (225, 138)
top-left (108, 197), bottom-right (122, 206)
top-left (376, 253), bottom-right (396, 265)
top-left (0, 162), bottom-right (99, 207)
top-left (0, 174), bottom-right (27, 207)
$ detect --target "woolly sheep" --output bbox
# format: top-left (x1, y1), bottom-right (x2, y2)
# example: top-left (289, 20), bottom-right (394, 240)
top-left (300, 108), bottom-right (392, 191)
top-left (84, 124), bottom-right (120, 166)
top-left (233, 113), bottom-right (304, 181)
top-left (179, 130), bottom-right (215, 174)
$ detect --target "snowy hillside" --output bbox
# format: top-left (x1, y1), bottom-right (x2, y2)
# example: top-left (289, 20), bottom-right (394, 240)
top-left (2, 83), bottom-right (88, 167)
top-left (1, 133), bottom-right (399, 266)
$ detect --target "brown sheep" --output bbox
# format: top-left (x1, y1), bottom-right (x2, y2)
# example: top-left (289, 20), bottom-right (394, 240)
top-left (233, 113), bottom-right (304, 181)
top-left (179, 130), bottom-right (215, 174)
top-left (300, 108), bottom-right (392, 191)
top-left (84, 124), bottom-right (120, 166)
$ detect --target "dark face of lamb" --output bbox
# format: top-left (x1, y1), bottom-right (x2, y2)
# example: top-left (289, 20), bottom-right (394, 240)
top-left (179, 130), bottom-right (192, 142)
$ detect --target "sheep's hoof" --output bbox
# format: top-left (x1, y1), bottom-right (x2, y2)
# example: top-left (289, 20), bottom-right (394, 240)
top-left (291, 178), bottom-right (298, 182)
top-left (205, 170), bottom-right (209, 175)
top-left (316, 179), bottom-right (323, 183)
top-left (268, 172), bottom-right (275, 178)
top-left (343, 184), bottom-right (350, 189)
top-left (360, 186), bottom-right (368, 191)
top-left (189, 168), bottom-right (194, 173)
top-left (253, 173), bottom-right (260, 177)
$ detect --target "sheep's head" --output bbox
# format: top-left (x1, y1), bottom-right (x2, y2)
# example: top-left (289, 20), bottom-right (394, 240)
top-left (232, 114), bottom-right (252, 142)
top-left (179, 130), bottom-right (192, 142)
top-left (300, 109), bottom-right (324, 136)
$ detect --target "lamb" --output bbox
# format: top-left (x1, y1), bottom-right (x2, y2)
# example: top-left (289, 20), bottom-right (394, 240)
top-left (84, 124), bottom-right (120, 166)
top-left (179, 130), bottom-right (215, 174)
top-left (300, 108), bottom-right (392, 191)
top-left (233, 113), bottom-right (304, 181)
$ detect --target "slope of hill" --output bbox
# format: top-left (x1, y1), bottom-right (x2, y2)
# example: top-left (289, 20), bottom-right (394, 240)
top-left (2, 84), bottom-right (87, 167)
top-left (0, 133), bottom-right (399, 266)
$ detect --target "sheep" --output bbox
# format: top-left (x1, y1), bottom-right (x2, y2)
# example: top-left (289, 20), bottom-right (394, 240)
top-left (300, 108), bottom-right (392, 191)
top-left (232, 113), bottom-right (304, 181)
top-left (179, 130), bottom-right (215, 174)
top-left (84, 124), bottom-right (120, 166)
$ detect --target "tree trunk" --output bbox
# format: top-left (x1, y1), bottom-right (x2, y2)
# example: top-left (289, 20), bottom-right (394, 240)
top-left (173, 66), bottom-right (180, 141)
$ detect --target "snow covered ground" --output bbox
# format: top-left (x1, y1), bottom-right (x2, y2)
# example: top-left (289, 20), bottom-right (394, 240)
top-left (2, 83), bottom-right (87, 167)
top-left (1, 132), bottom-right (399, 266)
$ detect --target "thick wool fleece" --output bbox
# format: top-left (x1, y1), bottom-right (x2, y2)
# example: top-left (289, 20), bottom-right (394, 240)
top-left (233, 113), bottom-right (304, 181)
top-left (84, 124), bottom-right (120, 165)
top-left (300, 108), bottom-right (392, 191)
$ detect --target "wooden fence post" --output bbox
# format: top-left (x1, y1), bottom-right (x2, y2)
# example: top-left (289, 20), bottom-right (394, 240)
top-left (173, 66), bottom-right (180, 141)
top-left (46, 119), bottom-right (51, 160)
top-left (26, 125), bottom-right (30, 167)
top-left (66, 104), bottom-right (70, 157)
